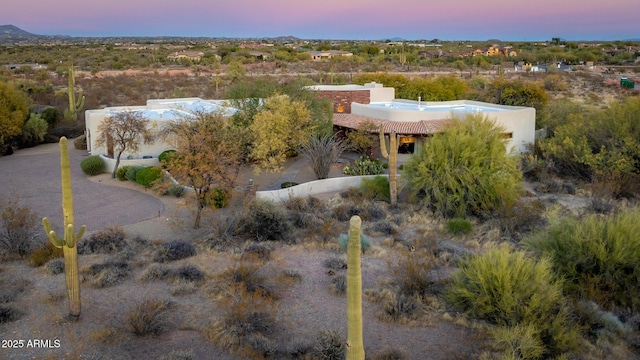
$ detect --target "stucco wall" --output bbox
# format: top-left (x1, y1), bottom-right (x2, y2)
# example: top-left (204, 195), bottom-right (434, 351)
top-left (99, 155), bottom-right (160, 174)
top-left (256, 175), bottom-right (394, 202)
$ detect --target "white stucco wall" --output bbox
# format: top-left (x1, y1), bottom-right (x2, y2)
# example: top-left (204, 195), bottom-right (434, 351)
top-left (256, 175), bottom-right (394, 202)
top-left (351, 100), bottom-right (535, 153)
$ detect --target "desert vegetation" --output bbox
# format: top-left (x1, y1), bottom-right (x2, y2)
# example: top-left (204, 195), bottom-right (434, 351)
top-left (1, 39), bottom-right (640, 359)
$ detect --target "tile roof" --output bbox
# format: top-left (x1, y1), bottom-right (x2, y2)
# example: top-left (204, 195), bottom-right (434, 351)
top-left (333, 114), bottom-right (452, 135)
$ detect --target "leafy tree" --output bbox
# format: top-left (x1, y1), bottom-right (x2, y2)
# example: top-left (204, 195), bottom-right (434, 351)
top-left (20, 113), bottom-right (48, 147)
top-left (299, 134), bottom-right (348, 179)
top-left (249, 95), bottom-right (314, 171)
top-left (346, 120), bottom-right (378, 156)
top-left (403, 114), bottom-right (522, 218)
top-left (161, 110), bottom-right (242, 229)
top-left (0, 81), bottom-right (29, 153)
top-left (224, 60), bottom-right (246, 84)
top-left (95, 111), bottom-right (155, 178)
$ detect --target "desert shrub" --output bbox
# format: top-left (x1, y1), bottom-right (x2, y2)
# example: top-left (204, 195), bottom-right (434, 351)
top-left (135, 166), bottom-right (163, 188)
top-left (490, 324), bottom-right (545, 360)
top-left (241, 243), bottom-right (271, 261)
top-left (166, 184), bottom-right (185, 198)
top-left (445, 245), bottom-right (579, 357)
top-left (208, 188), bottom-right (229, 209)
top-left (445, 218), bottom-right (472, 235)
top-left (127, 297), bottom-right (174, 336)
top-left (0, 277), bottom-right (29, 303)
top-left (329, 274), bottom-right (346, 295)
top-left (45, 258), bottom-right (65, 275)
top-left (0, 305), bottom-right (24, 324)
top-left (155, 240), bottom-right (196, 262)
top-left (73, 134), bottom-right (87, 150)
top-left (173, 264), bottom-right (205, 282)
top-left (87, 261), bottom-right (131, 288)
top-left (116, 165), bottom-right (132, 181)
top-left (369, 220), bottom-right (395, 235)
top-left (125, 165), bottom-right (144, 182)
top-left (343, 155), bottom-right (385, 175)
top-left (77, 226), bottom-right (127, 254)
top-left (207, 293), bottom-right (276, 357)
top-left (388, 252), bottom-right (436, 297)
top-left (313, 330), bottom-right (345, 360)
top-left (338, 232), bottom-right (371, 253)
top-left (360, 175), bottom-right (390, 203)
top-left (158, 149), bottom-right (176, 168)
top-left (80, 155), bottom-right (105, 176)
top-left (200, 212), bottom-right (243, 251)
top-left (323, 256), bottom-right (347, 270)
top-left (28, 241), bottom-right (63, 267)
top-left (382, 292), bottom-right (418, 322)
top-left (574, 300), bottom-right (626, 343)
top-left (241, 199), bottom-right (292, 242)
top-left (138, 263), bottom-right (171, 282)
top-left (403, 115), bottom-right (522, 218)
top-left (221, 262), bottom-right (276, 298)
top-left (0, 197), bottom-right (41, 258)
top-left (525, 209), bottom-right (640, 311)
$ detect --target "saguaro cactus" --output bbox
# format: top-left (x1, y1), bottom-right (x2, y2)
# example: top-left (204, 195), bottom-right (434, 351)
top-left (346, 215), bottom-right (364, 360)
top-left (65, 60), bottom-right (85, 122)
top-left (42, 137), bottom-right (86, 320)
top-left (379, 126), bottom-right (398, 205)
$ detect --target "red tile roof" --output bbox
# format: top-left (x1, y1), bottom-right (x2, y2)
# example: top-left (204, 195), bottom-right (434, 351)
top-left (333, 113), bottom-right (452, 135)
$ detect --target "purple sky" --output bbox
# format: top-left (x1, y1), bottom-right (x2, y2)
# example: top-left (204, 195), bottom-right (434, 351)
top-left (2, 0), bottom-right (639, 41)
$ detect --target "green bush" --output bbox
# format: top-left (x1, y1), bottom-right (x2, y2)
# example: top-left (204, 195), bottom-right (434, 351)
top-left (403, 115), bottom-right (522, 218)
top-left (525, 208), bottom-right (640, 311)
top-left (360, 175), bottom-right (390, 203)
top-left (80, 155), bottom-right (105, 176)
top-left (116, 165), bottom-right (133, 181)
top-left (125, 165), bottom-right (144, 182)
top-left (135, 166), bottom-right (163, 188)
top-left (445, 219), bottom-right (472, 235)
top-left (343, 156), bottom-right (385, 176)
top-left (445, 245), bottom-right (579, 357)
top-left (158, 149), bottom-right (176, 168)
top-left (209, 188), bottom-right (229, 209)
top-left (166, 185), bottom-right (185, 198)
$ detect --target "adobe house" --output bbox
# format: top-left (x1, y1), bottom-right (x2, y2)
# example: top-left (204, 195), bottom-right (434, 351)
top-left (309, 83), bottom-right (536, 154)
top-left (84, 98), bottom-right (234, 173)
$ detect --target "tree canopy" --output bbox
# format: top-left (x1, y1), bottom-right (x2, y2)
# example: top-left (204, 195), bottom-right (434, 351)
top-left (161, 110), bottom-right (242, 229)
top-left (249, 94), bottom-right (315, 172)
top-left (95, 111), bottom-right (155, 178)
top-left (0, 81), bottom-right (29, 152)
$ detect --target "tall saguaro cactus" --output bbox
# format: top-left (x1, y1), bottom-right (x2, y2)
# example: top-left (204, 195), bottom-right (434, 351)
top-left (379, 126), bottom-right (398, 205)
top-left (65, 60), bottom-right (85, 122)
top-left (346, 215), bottom-right (364, 360)
top-left (42, 137), bottom-right (86, 320)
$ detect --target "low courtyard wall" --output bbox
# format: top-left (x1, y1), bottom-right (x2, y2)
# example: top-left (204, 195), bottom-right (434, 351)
top-left (255, 175), bottom-right (392, 202)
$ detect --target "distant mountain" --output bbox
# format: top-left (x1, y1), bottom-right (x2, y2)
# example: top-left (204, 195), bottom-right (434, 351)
top-left (0, 24), bottom-right (35, 36)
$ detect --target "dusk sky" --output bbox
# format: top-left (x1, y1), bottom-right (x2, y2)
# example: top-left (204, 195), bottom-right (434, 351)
top-left (2, 0), bottom-right (638, 41)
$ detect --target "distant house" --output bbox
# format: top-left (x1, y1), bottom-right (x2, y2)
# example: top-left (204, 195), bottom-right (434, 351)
top-left (306, 50), bottom-right (353, 61)
top-left (248, 51), bottom-right (272, 61)
top-left (167, 51), bottom-right (205, 62)
top-left (473, 45), bottom-right (516, 57)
